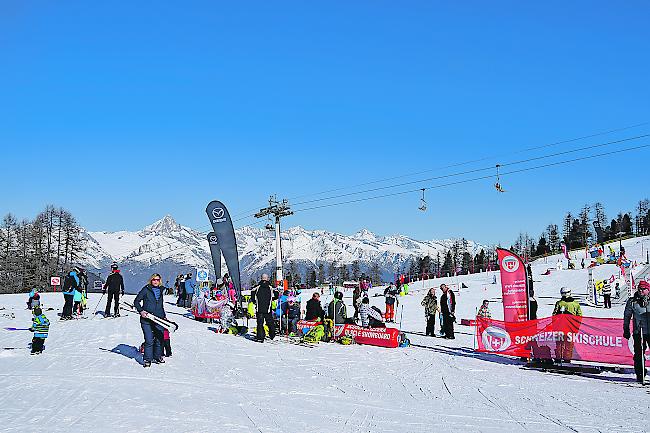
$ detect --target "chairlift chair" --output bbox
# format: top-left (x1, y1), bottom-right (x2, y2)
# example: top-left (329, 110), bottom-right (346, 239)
top-left (494, 164), bottom-right (506, 192)
top-left (418, 188), bottom-right (427, 211)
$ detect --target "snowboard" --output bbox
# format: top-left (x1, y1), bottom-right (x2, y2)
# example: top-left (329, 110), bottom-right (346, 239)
top-left (122, 302), bottom-right (179, 333)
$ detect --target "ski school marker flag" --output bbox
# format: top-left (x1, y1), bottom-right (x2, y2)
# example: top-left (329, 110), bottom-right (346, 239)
top-left (476, 316), bottom-right (649, 367)
top-left (497, 248), bottom-right (528, 322)
top-left (206, 201), bottom-right (242, 300)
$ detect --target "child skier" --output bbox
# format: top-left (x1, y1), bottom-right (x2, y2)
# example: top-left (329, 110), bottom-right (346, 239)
top-left (29, 307), bottom-right (50, 355)
top-left (477, 300), bottom-right (491, 319)
top-left (163, 329), bottom-right (172, 357)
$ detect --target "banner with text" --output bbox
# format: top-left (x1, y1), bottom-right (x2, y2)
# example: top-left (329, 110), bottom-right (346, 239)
top-left (206, 201), bottom-right (241, 300)
top-left (297, 320), bottom-right (401, 348)
top-left (497, 248), bottom-right (529, 322)
top-left (476, 316), bottom-right (649, 366)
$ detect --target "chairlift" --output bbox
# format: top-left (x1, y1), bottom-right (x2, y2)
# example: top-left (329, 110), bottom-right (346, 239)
top-left (418, 188), bottom-right (427, 212)
top-left (494, 164), bottom-right (506, 192)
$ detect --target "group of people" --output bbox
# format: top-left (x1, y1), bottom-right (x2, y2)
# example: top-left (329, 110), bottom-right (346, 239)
top-left (174, 273), bottom-right (196, 308)
top-left (60, 267), bottom-right (89, 320)
top-left (249, 274), bottom-right (387, 343)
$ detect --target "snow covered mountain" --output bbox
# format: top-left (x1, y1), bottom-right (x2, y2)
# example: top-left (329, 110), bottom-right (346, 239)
top-left (80, 215), bottom-right (487, 290)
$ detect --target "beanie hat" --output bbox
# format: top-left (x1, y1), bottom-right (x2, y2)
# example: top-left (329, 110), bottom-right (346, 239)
top-left (638, 280), bottom-right (650, 291)
top-left (33, 307), bottom-right (42, 316)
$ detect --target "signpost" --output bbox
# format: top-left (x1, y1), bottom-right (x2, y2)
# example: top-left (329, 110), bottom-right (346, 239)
top-left (196, 268), bottom-right (209, 283)
top-left (50, 276), bottom-right (61, 292)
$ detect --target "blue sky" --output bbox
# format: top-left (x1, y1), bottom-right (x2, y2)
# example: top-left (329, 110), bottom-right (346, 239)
top-left (1, 1), bottom-right (649, 245)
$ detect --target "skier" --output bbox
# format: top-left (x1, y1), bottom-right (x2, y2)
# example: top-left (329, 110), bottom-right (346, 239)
top-left (359, 297), bottom-right (384, 328)
top-left (133, 273), bottom-right (168, 368)
top-left (29, 306), bottom-right (50, 355)
top-left (176, 274), bottom-right (186, 307)
top-left (602, 280), bottom-right (612, 309)
top-left (163, 329), bottom-right (172, 357)
top-left (184, 273), bottom-right (196, 308)
top-left (384, 283), bottom-right (399, 323)
top-left (73, 282), bottom-right (83, 316)
top-left (352, 286), bottom-right (361, 320)
top-left (61, 268), bottom-right (79, 320)
top-left (327, 291), bottom-right (354, 325)
top-left (281, 298), bottom-right (301, 335)
top-left (103, 263), bottom-right (125, 317)
top-left (420, 288), bottom-right (439, 336)
top-left (27, 288), bottom-right (39, 310)
top-left (623, 280), bottom-right (650, 384)
top-left (305, 292), bottom-right (324, 322)
top-left (251, 274), bottom-right (276, 343)
top-left (477, 300), bottom-right (491, 319)
top-left (440, 284), bottom-right (456, 339)
top-left (552, 287), bottom-right (582, 363)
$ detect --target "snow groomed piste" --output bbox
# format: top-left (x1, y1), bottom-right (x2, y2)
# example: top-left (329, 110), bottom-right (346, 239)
top-left (2, 237), bottom-right (650, 432)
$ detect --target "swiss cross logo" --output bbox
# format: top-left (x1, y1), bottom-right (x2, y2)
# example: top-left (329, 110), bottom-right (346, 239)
top-left (502, 256), bottom-right (519, 273)
top-left (481, 326), bottom-right (512, 351)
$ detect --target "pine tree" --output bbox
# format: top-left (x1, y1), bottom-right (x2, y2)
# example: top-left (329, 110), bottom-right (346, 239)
top-left (546, 224), bottom-right (560, 252)
top-left (369, 262), bottom-right (381, 285)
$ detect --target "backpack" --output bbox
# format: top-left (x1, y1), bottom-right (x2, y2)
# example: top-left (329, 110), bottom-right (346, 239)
top-left (398, 332), bottom-right (410, 348)
top-left (303, 325), bottom-right (325, 343)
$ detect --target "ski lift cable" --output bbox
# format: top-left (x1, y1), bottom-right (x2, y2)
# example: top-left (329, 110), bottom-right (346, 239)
top-left (285, 121), bottom-right (649, 202)
top-left (291, 142), bottom-right (650, 214)
top-left (289, 134), bottom-right (649, 207)
top-left (224, 126), bottom-right (649, 224)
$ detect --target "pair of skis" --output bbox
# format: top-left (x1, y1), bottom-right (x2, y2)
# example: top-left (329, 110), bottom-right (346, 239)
top-left (121, 301), bottom-right (179, 333)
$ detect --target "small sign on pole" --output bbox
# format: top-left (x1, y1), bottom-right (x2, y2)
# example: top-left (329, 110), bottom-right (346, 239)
top-left (93, 281), bottom-right (103, 291)
top-left (50, 276), bottom-right (61, 292)
top-left (196, 268), bottom-right (209, 282)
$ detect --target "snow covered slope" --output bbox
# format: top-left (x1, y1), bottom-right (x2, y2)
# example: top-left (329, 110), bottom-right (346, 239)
top-left (1, 284), bottom-right (648, 433)
top-left (80, 215), bottom-right (486, 290)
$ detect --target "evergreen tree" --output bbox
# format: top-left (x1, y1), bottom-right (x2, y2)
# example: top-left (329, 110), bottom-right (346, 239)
top-left (369, 262), bottom-right (381, 285)
top-left (317, 263), bottom-right (325, 285)
top-left (308, 269), bottom-right (317, 288)
top-left (441, 251), bottom-right (453, 276)
top-left (351, 260), bottom-right (361, 280)
top-left (546, 224), bottom-right (560, 252)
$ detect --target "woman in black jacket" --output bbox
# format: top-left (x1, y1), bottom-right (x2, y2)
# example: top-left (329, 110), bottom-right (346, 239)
top-left (134, 273), bottom-right (167, 368)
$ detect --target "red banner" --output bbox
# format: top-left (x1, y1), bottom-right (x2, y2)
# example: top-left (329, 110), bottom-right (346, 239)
top-left (476, 316), bottom-right (650, 366)
top-left (297, 320), bottom-right (401, 348)
top-left (497, 248), bottom-right (528, 322)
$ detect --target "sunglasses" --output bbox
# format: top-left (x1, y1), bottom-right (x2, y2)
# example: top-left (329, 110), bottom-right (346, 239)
top-left (152, 278), bottom-right (161, 282)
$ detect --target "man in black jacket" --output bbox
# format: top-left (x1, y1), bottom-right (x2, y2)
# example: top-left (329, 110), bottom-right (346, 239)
top-left (251, 274), bottom-right (276, 342)
top-left (440, 284), bottom-right (456, 339)
top-left (305, 292), bottom-right (324, 321)
top-left (103, 263), bottom-right (125, 317)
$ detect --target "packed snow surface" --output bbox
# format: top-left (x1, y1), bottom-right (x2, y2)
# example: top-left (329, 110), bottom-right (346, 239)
top-left (2, 236), bottom-right (650, 432)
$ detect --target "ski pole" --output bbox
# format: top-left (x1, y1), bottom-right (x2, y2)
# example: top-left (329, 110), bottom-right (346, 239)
top-left (399, 304), bottom-right (404, 330)
top-left (93, 293), bottom-right (105, 315)
top-left (642, 332), bottom-right (646, 386)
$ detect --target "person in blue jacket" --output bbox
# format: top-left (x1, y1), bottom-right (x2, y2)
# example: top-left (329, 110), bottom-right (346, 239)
top-left (184, 273), bottom-right (196, 308)
top-left (134, 273), bottom-right (167, 368)
top-left (281, 297), bottom-right (301, 335)
top-left (61, 268), bottom-right (80, 320)
top-left (30, 306), bottom-right (50, 354)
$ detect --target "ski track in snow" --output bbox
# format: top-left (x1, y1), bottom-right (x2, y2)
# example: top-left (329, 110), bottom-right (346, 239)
top-left (2, 238), bottom-right (650, 433)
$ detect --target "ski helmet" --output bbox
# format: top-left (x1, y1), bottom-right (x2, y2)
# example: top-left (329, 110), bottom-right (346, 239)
top-left (261, 273), bottom-right (269, 281)
top-left (111, 263), bottom-right (119, 271)
top-left (560, 287), bottom-right (571, 297)
top-left (638, 280), bottom-right (650, 291)
top-left (334, 291), bottom-right (343, 300)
